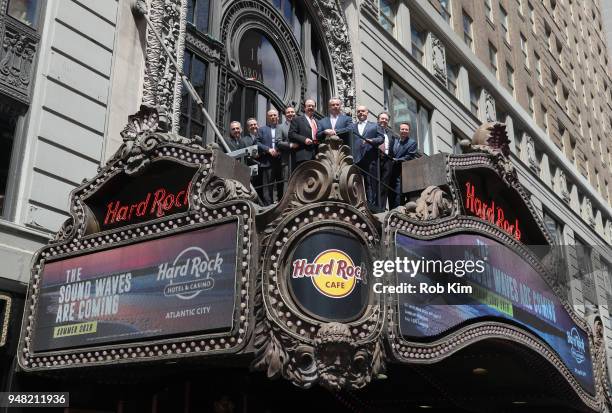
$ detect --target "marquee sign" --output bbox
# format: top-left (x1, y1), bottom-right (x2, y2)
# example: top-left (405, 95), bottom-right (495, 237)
top-left (32, 222), bottom-right (238, 353)
top-left (19, 106), bottom-right (257, 371)
top-left (83, 160), bottom-right (197, 233)
top-left (395, 232), bottom-right (595, 395)
top-left (384, 123), bottom-right (604, 411)
top-left (454, 168), bottom-right (548, 246)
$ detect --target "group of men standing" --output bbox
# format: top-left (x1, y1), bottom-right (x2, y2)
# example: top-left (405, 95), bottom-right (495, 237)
top-left (226, 98), bottom-right (419, 208)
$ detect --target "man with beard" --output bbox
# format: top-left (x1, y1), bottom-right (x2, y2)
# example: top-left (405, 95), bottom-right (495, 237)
top-left (389, 122), bottom-right (418, 208)
top-left (351, 105), bottom-right (385, 208)
top-left (377, 111), bottom-right (398, 210)
top-left (317, 97), bottom-right (353, 146)
top-left (289, 99), bottom-right (319, 166)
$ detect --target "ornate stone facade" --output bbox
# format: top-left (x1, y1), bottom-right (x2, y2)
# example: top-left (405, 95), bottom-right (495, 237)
top-left (141, 0), bottom-right (187, 132)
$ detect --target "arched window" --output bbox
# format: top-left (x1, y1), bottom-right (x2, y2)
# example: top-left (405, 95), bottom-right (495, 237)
top-left (238, 30), bottom-right (286, 98)
top-left (181, 0), bottom-right (335, 141)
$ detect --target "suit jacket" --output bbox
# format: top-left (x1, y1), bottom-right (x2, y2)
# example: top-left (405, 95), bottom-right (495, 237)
top-left (289, 115), bottom-right (319, 162)
top-left (392, 137), bottom-right (418, 163)
top-left (225, 136), bottom-right (244, 152)
top-left (256, 125), bottom-right (284, 168)
top-left (317, 114), bottom-right (353, 145)
top-left (380, 127), bottom-right (399, 160)
top-left (351, 121), bottom-right (384, 166)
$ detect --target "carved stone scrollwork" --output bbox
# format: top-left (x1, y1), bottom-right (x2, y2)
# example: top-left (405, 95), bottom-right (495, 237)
top-left (201, 176), bottom-right (257, 205)
top-left (483, 90), bottom-right (496, 123)
top-left (461, 122), bottom-right (517, 186)
top-left (276, 136), bottom-right (367, 212)
top-left (52, 217), bottom-right (74, 243)
top-left (312, 0), bottom-right (356, 109)
top-left (401, 186), bottom-right (453, 220)
top-left (118, 105), bottom-right (198, 175)
top-left (525, 135), bottom-right (540, 174)
top-left (556, 170), bottom-right (570, 203)
top-left (583, 198), bottom-right (595, 228)
top-left (430, 34), bottom-right (447, 87)
top-left (142, 0), bottom-right (187, 131)
top-left (252, 319), bottom-right (385, 391)
top-left (185, 32), bottom-right (223, 63)
top-left (0, 23), bottom-right (37, 97)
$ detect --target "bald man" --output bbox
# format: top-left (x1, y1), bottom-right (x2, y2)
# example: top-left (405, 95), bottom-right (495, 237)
top-left (317, 97), bottom-right (353, 145)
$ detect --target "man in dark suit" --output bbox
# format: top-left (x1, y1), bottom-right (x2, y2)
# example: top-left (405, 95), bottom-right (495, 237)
top-left (317, 97), bottom-right (353, 145)
top-left (377, 112), bottom-right (398, 210)
top-left (257, 109), bottom-right (286, 205)
top-left (244, 117), bottom-right (262, 199)
top-left (278, 106), bottom-right (298, 175)
top-left (352, 105), bottom-right (384, 208)
top-left (289, 99), bottom-right (319, 166)
top-left (389, 122), bottom-right (418, 209)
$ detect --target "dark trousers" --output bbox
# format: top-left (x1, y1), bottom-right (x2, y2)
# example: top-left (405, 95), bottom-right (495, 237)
top-left (379, 156), bottom-right (393, 210)
top-left (257, 161), bottom-right (284, 206)
top-left (389, 163), bottom-right (403, 209)
top-left (357, 158), bottom-right (381, 210)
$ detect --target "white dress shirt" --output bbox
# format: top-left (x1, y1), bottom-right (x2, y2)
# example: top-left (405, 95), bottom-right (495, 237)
top-left (358, 121), bottom-right (367, 136)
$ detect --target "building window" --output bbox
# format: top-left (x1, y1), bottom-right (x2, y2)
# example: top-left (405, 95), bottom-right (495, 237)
top-left (274, 0), bottom-right (304, 47)
top-left (543, 210), bottom-right (565, 246)
top-left (447, 62), bottom-right (458, 97)
top-left (307, 28), bottom-right (331, 110)
top-left (574, 238), bottom-right (593, 279)
top-left (527, 87), bottom-right (534, 116)
top-left (488, 42), bottom-right (498, 78)
top-left (0, 116), bottom-right (17, 218)
top-left (180, 51), bottom-right (208, 143)
top-left (411, 24), bottom-right (426, 64)
top-left (535, 52), bottom-right (542, 83)
top-left (520, 33), bottom-right (529, 68)
top-left (469, 85), bottom-right (480, 116)
top-left (186, 0), bottom-right (210, 33)
top-left (384, 74), bottom-right (433, 155)
top-left (485, 0), bottom-right (493, 21)
top-left (239, 29), bottom-right (286, 97)
top-left (506, 63), bottom-right (514, 96)
top-left (379, 0), bottom-right (398, 34)
top-left (500, 5), bottom-right (510, 42)
top-left (528, 2), bottom-right (535, 32)
top-left (6, 0), bottom-right (39, 27)
top-left (440, 0), bottom-right (452, 23)
top-left (462, 11), bottom-right (473, 50)
top-left (541, 105), bottom-right (548, 135)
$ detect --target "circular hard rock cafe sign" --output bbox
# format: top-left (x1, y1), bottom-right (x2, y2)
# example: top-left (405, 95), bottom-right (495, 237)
top-left (287, 228), bottom-right (370, 322)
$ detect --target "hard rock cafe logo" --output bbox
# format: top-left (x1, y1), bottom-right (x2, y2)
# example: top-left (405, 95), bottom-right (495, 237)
top-left (157, 247), bottom-right (223, 300)
top-left (567, 327), bottom-right (586, 364)
top-left (292, 250), bottom-right (363, 299)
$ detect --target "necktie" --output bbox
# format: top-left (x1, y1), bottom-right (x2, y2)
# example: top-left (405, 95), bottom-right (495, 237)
top-left (310, 118), bottom-right (318, 142)
top-left (271, 128), bottom-right (276, 149)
